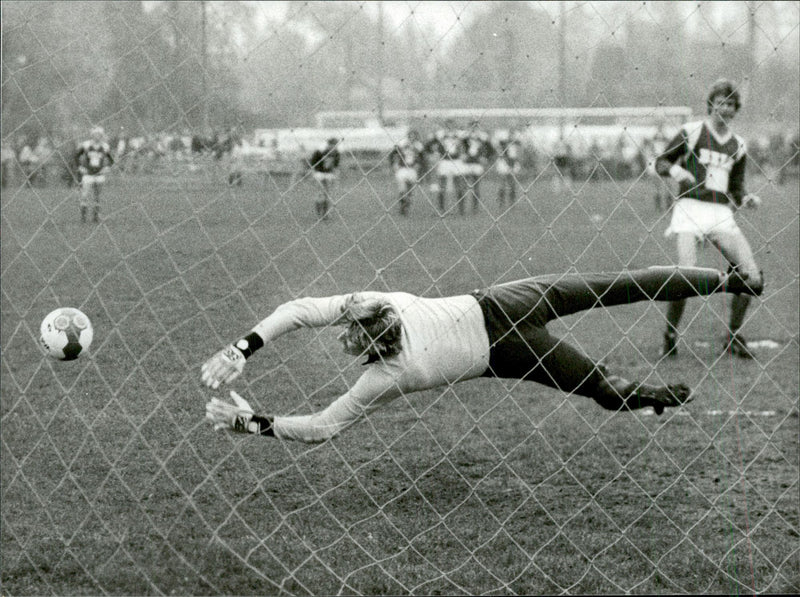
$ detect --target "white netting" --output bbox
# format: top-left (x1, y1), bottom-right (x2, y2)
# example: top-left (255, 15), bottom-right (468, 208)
top-left (2, 1), bottom-right (798, 594)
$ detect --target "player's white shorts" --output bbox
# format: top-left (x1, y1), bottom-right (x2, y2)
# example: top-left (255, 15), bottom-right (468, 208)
top-left (394, 167), bottom-right (417, 186)
top-left (464, 163), bottom-right (485, 177)
top-left (436, 159), bottom-right (465, 178)
top-left (496, 159), bottom-right (521, 176)
top-left (665, 198), bottom-right (741, 239)
top-left (81, 174), bottom-right (106, 186)
top-left (312, 171), bottom-right (337, 183)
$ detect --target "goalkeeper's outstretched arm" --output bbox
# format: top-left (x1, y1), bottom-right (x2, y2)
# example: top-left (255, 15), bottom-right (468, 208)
top-left (201, 295), bottom-right (350, 389)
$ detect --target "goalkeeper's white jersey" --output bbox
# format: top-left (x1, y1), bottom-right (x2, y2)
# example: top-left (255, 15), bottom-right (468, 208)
top-left (251, 292), bottom-right (490, 442)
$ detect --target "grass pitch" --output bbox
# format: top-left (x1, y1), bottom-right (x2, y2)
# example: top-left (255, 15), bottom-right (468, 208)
top-left (2, 164), bottom-right (798, 595)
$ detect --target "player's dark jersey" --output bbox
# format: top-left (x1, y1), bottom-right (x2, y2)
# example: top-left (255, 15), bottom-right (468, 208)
top-left (655, 120), bottom-right (747, 207)
top-left (390, 139), bottom-right (426, 172)
top-left (462, 130), bottom-right (494, 165)
top-left (426, 129), bottom-right (465, 161)
top-left (76, 141), bottom-right (114, 176)
top-left (310, 146), bottom-right (340, 173)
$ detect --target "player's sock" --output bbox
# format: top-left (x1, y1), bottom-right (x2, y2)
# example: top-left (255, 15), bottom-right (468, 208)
top-left (93, 207), bottom-right (99, 223)
top-left (661, 330), bottom-right (678, 358)
top-left (723, 332), bottom-right (754, 359)
top-left (80, 206), bottom-right (86, 223)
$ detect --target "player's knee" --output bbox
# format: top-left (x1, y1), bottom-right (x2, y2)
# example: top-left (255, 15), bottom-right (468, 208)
top-left (728, 263), bottom-right (763, 290)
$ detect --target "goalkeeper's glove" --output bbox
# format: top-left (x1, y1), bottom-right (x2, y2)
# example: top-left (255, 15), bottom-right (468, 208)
top-left (742, 193), bottom-right (761, 209)
top-left (205, 391), bottom-right (274, 435)
top-left (201, 344), bottom-right (246, 389)
top-left (669, 163), bottom-right (696, 184)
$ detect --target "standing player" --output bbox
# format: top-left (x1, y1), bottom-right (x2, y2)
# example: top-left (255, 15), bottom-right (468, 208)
top-left (425, 120), bottom-right (466, 216)
top-left (646, 125), bottom-right (672, 213)
top-left (494, 130), bottom-right (523, 208)
top-left (201, 266), bottom-right (760, 444)
top-left (309, 137), bottom-right (341, 221)
top-left (552, 136), bottom-right (573, 192)
top-left (655, 79), bottom-right (763, 359)
top-left (76, 126), bottom-right (114, 223)
top-left (389, 129), bottom-right (426, 217)
top-left (461, 120), bottom-right (494, 215)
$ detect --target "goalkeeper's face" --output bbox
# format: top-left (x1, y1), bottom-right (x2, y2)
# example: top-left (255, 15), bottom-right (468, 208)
top-left (337, 328), bottom-right (372, 356)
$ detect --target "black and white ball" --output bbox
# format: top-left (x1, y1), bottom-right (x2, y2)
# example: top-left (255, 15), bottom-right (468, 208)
top-left (39, 308), bottom-right (93, 361)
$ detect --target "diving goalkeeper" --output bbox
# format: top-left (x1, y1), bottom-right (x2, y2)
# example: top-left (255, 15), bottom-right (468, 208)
top-left (202, 266), bottom-right (761, 443)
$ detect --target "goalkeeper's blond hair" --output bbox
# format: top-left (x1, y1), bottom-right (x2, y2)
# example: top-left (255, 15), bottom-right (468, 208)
top-left (337, 294), bottom-right (402, 358)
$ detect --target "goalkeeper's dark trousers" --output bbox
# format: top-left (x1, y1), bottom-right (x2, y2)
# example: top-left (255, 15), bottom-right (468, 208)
top-left (472, 266), bottom-right (722, 398)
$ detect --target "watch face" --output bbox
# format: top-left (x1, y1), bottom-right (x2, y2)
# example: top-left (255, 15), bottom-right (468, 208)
top-left (236, 339), bottom-right (249, 351)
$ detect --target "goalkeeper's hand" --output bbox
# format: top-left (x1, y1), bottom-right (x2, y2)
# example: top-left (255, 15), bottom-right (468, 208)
top-left (669, 163), bottom-right (696, 184)
top-left (205, 391), bottom-right (254, 433)
top-left (742, 193), bottom-right (761, 209)
top-left (201, 344), bottom-right (245, 389)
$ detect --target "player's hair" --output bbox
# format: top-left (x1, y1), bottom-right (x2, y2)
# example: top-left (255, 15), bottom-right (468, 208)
top-left (706, 79), bottom-right (741, 114)
top-left (337, 294), bottom-right (402, 359)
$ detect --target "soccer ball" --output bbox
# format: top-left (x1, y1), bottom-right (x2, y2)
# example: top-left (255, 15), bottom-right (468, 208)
top-left (39, 307), bottom-right (93, 360)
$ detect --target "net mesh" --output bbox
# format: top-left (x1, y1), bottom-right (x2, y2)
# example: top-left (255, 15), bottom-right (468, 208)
top-left (2, 1), bottom-right (798, 594)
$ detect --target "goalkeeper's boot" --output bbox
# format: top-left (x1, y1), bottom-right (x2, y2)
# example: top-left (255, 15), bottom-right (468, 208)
top-left (628, 381), bottom-right (692, 415)
top-left (723, 333), bottom-right (755, 360)
top-left (595, 375), bottom-right (691, 415)
top-left (660, 330), bottom-right (678, 359)
top-left (723, 268), bottom-right (764, 296)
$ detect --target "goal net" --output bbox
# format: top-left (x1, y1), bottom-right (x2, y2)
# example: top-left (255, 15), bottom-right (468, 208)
top-left (2, 1), bottom-right (798, 595)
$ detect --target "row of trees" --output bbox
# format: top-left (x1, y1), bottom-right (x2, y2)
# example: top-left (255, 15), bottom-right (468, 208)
top-left (2, 1), bottom-right (798, 140)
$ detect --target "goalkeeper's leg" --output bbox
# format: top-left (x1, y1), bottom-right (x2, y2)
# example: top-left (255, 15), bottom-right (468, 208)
top-left (485, 325), bottom-right (691, 415)
top-left (535, 265), bottom-right (728, 321)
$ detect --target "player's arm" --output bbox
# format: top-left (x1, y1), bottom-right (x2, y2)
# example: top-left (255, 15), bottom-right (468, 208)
top-left (205, 364), bottom-right (404, 443)
top-left (308, 150), bottom-right (322, 171)
top-left (729, 143), bottom-right (760, 209)
top-left (654, 130), bottom-right (695, 183)
top-left (75, 145), bottom-right (88, 175)
top-left (200, 295), bottom-right (350, 389)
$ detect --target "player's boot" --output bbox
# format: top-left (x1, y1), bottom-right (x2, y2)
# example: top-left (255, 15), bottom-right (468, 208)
top-left (723, 333), bottom-right (754, 359)
top-left (660, 330), bottom-right (678, 358)
top-left (723, 269), bottom-right (764, 296)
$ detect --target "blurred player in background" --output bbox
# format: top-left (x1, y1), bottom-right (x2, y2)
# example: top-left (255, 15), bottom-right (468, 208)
top-left (656, 79), bottom-right (763, 359)
top-left (309, 137), bottom-right (341, 221)
top-left (461, 120), bottom-right (494, 215)
top-left (494, 129), bottom-right (523, 208)
top-left (648, 125), bottom-right (672, 213)
top-left (0, 138), bottom-right (14, 189)
top-left (552, 136), bottom-right (573, 192)
top-left (425, 120), bottom-right (466, 216)
top-left (76, 126), bottom-right (114, 223)
top-left (389, 129), bottom-right (426, 217)
top-left (201, 265), bottom-right (760, 444)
